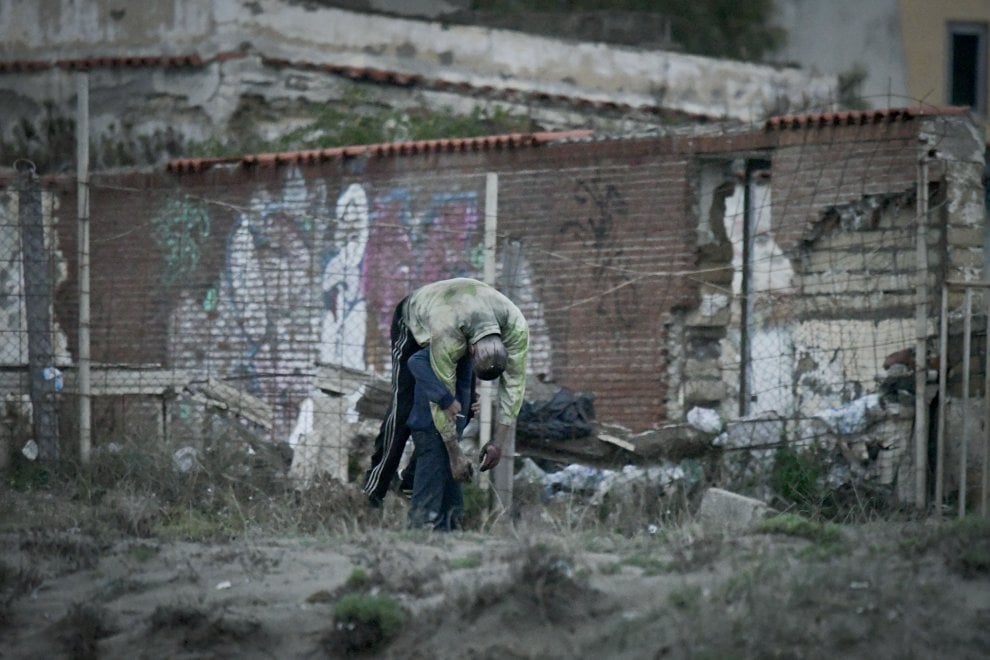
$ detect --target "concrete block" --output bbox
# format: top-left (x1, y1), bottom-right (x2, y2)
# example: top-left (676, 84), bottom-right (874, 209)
top-left (685, 287), bottom-right (732, 326)
top-left (697, 487), bottom-right (770, 533)
top-left (716, 414), bottom-right (785, 449)
top-left (684, 358), bottom-right (722, 380)
top-left (804, 249), bottom-right (910, 275)
top-left (950, 248), bottom-right (984, 269)
top-left (800, 272), bottom-right (914, 296)
top-left (684, 378), bottom-right (726, 403)
top-left (947, 226), bottom-right (984, 249)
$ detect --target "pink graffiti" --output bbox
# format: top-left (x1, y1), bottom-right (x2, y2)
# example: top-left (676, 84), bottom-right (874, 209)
top-left (360, 192), bottom-right (480, 371)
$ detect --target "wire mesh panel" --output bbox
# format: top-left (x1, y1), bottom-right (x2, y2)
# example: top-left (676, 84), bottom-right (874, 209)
top-left (113, 167), bottom-right (489, 484)
top-left (0, 111), bottom-right (984, 508)
top-left (0, 165), bottom-right (65, 464)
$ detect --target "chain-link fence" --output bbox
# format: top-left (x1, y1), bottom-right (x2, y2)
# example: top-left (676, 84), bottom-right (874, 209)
top-left (1, 112), bottom-right (986, 513)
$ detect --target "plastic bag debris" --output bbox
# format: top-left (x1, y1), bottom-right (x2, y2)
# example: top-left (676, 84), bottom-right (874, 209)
top-left (21, 439), bottom-right (38, 461)
top-left (814, 394), bottom-right (884, 435)
top-left (42, 367), bottom-right (64, 392)
top-left (516, 388), bottom-right (595, 441)
top-left (172, 446), bottom-right (199, 473)
top-left (687, 406), bottom-right (722, 434)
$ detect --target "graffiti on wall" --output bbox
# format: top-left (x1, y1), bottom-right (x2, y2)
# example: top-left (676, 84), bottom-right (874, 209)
top-left (320, 183), bottom-right (370, 370)
top-left (360, 188), bottom-right (482, 367)
top-left (0, 191), bottom-right (26, 366)
top-left (0, 189), bottom-right (69, 367)
top-left (165, 168), bottom-right (496, 438)
top-left (152, 195), bottom-right (211, 286)
top-left (560, 177), bottom-right (637, 327)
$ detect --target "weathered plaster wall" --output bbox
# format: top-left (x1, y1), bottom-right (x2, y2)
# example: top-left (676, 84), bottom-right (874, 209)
top-left (0, 0), bottom-right (835, 124)
top-left (0, 0), bottom-right (838, 171)
top-left (775, 0), bottom-right (907, 107)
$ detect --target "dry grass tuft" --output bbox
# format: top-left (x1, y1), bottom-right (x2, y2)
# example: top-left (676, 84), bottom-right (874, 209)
top-left (327, 592), bottom-right (406, 655)
top-left (19, 529), bottom-right (105, 573)
top-left (898, 515), bottom-right (990, 578)
top-left (149, 602), bottom-right (265, 651)
top-left (56, 602), bottom-right (117, 660)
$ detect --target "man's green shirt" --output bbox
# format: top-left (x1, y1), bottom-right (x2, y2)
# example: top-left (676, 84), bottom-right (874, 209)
top-left (405, 278), bottom-right (529, 437)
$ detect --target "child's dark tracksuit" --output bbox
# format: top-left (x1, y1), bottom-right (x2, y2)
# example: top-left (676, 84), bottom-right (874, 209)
top-left (405, 347), bottom-right (475, 530)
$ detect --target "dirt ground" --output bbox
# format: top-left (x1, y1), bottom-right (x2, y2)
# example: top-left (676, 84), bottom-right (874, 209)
top-left (1, 480), bottom-right (989, 660)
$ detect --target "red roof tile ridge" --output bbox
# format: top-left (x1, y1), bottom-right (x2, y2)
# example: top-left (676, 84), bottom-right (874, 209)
top-left (166, 130), bottom-right (593, 174)
top-left (765, 105), bottom-right (970, 130)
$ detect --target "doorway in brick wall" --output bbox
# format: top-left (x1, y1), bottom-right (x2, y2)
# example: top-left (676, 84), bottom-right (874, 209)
top-left (733, 159), bottom-right (795, 418)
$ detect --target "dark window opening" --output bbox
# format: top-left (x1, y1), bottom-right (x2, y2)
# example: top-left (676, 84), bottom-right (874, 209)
top-left (948, 23), bottom-right (988, 115)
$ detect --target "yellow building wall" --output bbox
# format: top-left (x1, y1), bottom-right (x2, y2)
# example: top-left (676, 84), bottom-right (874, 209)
top-left (900, 0), bottom-right (990, 140)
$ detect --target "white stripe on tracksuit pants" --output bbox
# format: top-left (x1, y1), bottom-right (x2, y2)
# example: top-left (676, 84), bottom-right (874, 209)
top-left (363, 297), bottom-right (422, 503)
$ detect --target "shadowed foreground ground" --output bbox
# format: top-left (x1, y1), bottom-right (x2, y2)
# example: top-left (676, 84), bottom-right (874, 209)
top-left (1, 475), bottom-right (988, 659)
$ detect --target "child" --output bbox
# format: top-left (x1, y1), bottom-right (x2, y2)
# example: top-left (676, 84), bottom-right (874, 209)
top-left (405, 346), bottom-right (475, 530)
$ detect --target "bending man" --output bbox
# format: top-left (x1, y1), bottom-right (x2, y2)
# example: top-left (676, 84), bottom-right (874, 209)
top-left (363, 277), bottom-right (529, 507)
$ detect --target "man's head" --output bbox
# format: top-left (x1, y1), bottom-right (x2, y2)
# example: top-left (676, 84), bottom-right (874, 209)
top-left (470, 334), bottom-right (507, 381)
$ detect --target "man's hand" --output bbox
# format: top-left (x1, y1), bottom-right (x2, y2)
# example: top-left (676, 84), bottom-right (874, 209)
top-left (443, 399), bottom-right (462, 421)
top-left (479, 440), bottom-right (502, 472)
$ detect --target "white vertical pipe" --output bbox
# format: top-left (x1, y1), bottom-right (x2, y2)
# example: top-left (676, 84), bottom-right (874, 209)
top-left (983, 290), bottom-right (990, 518)
top-left (76, 71), bottom-right (92, 463)
top-left (936, 284), bottom-right (948, 513)
top-left (960, 288), bottom-right (972, 518)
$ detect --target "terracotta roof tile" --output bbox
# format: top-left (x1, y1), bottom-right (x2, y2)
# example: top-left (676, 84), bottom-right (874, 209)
top-left (56, 54), bottom-right (204, 71)
top-left (0, 59), bottom-right (51, 72)
top-left (0, 54), bottom-right (208, 73)
top-left (166, 130), bottom-right (594, 174)
top-left (765, 106), bottom-right (969, 130)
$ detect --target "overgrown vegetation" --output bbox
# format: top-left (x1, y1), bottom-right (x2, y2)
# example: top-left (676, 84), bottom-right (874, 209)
top-left (767, 443), bottom-right (901, 522)
top-left (57, 602), bottom-right (117, 660)
top-left (899, 515), bottom-right (990, 578)
top-left (187, 93), bottom-right (536, 160)
top-left (769, 444), bottom-right (826, 511)
top-left (3, 93), bottom-right (537, 172)
top-left (329, 593), bottom-right (406, 654)
top-left (756, 512), bottom-right (842, 545)
top-left (2, 433), bottom-right (988, 657)
top-left (837, 64), bottom-right (870, 110)
top-left (0, 561), bottom-right (42, 628)
top-left (3, 434), bottom-right (374, 540)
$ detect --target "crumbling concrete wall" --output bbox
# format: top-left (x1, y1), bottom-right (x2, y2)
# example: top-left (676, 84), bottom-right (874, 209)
top-left (690, 112), bottom-right (988, 504)
top-left (0, 0), bottom-right (837, 170)
top-left (0, 0), bottom-right (835, 122)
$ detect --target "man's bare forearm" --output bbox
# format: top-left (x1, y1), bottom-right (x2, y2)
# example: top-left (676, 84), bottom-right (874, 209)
top-left (492, 421), bottom-right (513, 448)
top-left (442, 428), bottom-right (472, 481)
top-left (441, 429), bottom-right (461, 457)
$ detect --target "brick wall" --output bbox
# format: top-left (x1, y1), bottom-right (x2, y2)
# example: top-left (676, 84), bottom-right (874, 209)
top-left (5, 111), bottom-right (983, 441)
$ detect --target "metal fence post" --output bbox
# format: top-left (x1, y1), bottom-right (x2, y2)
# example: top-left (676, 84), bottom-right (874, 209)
top-left (936, 284), bottom-right (948, 513)
top-left (77, 70), bottom-right (92, 463)
top-left (960, 288), bottom-right (972, 517)
top-left (983, 288), bottom-right (990, 517)
top-left (913, 157), bottom-right (929, 509)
